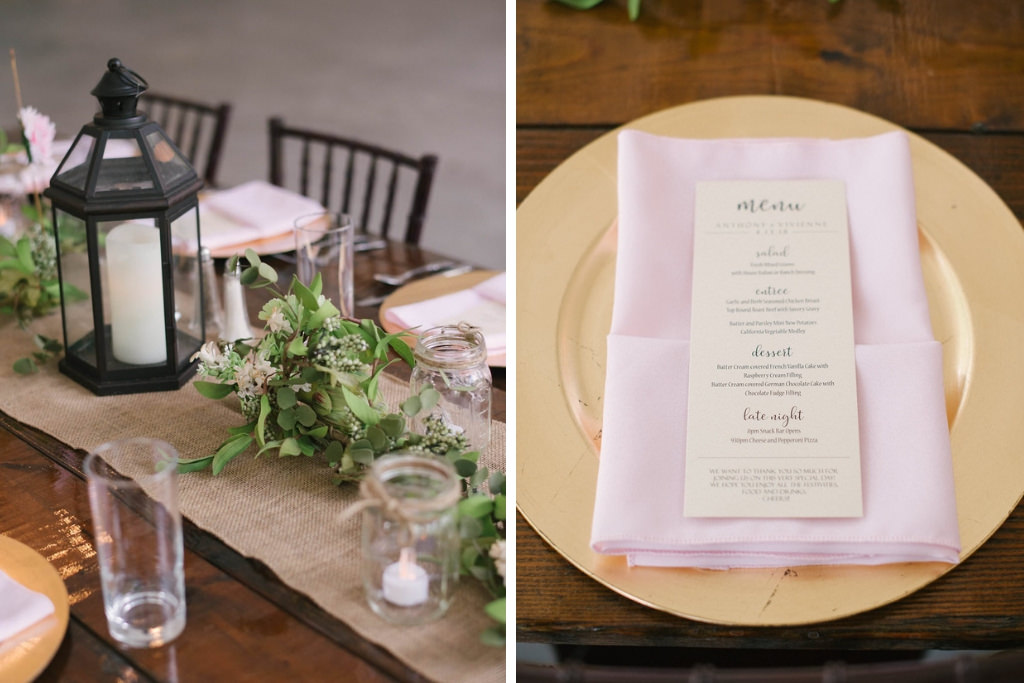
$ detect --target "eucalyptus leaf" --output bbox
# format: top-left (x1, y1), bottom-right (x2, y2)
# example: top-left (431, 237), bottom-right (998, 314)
top-left (277, 408), bottom-right (297, 431)
top-left (350, 448), bottom-right (375, 466)
top-left (341, 385), bottom-right (379, 425)
top-left (486, 597), bottom-right (507, 623)
top-left (212, 434), bottom-right (253, 475)
top-left (297, 436), bottom-right (315, 456)
top-left (480, 625), bottom-right (505, 647)
top-left (257, 261), bottom-right (278, 283)
top-left (277, 387), bottom-right (297, 409)
top-left (295, 403), bottom-right (317, 427)
top-left (459, 516), bottom-right (484, 540)
top-left (470, 466), bottom-right (489, 488)
top-left (418, 386), bottom-right (441, 413)
top-left (366, 424), bottom-right (388, 451)
top-left (488, 471), bottom-right (506, 495)
top-left (459, 495), bottom-right (493, 519)
top-left (256, 393), bottom-right (271, 446)
top-left (387, 335), bottom-right (415, 367)
top-left (239, 266), bottom-right (259, 286)
top-left (292, 276), bottom-right (320, 312)
top-left (244, 248), bottom-right (261, 267)
top-left (279, 437), bottom-right (302, 456)
top-left (177, 455), bottom-right (215, 473)
top-left (379, 414), bottom-right (405, 438)
top-left (193, 380), bottom-right (235, 399)
top-left (453, 459), bottom-right (477, 478)
top-left (287, 336), bottom-right (308, 357)
top-left (400, 395), bottom-right (421, 417)
top-left (324, 440), bottom-right (344, 465)
top-left (13, 357), bottom-right (38, 374)
top-left (494, 493), bottom-right (506, 521)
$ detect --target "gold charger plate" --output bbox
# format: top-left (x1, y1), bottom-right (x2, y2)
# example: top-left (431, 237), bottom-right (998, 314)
top-left (516, 95), bottom-right (1024, 626)
top-left (379, 270), bottom-right (506, 367)
top-left (0, 535), bottom-right (70, 682)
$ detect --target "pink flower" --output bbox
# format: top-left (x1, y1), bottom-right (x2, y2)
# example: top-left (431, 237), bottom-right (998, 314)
top-left (18, 107), bottom-right (56, 164)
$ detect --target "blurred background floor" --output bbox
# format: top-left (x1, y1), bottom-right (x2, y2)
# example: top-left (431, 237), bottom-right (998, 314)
top-left (0, 0), bottom-right (505, 269)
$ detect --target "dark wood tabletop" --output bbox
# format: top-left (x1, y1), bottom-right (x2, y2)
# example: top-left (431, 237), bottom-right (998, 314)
top-left (516, 0), bottom-right (1024, 653)
top-left (0, 242), bottom-right (504, 682)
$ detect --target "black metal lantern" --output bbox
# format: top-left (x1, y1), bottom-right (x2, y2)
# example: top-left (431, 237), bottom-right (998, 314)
top-left (43, 58), bottom-right (205, 395)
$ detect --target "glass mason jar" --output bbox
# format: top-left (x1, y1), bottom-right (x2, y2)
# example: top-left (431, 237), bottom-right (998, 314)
top-left (360, 452), bottom-right (460, 625)
top-left (409, 323), bottom-right (492, 452)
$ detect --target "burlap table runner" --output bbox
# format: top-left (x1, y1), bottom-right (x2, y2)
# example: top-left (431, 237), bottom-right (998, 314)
top-left (0, 316), bottom-right (505, 682)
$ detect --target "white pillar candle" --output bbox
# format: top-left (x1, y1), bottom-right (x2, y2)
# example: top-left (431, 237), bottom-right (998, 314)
top-left (106, 222), bottom-right (167, 365)
top-left (382, 547), bottom-right (428, 607)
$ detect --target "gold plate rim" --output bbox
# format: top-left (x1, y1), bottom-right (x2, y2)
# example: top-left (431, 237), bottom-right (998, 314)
top-left (516, 95), bottom-right (1024, 626)
top-left (0, 535), bottom-right (70, 683)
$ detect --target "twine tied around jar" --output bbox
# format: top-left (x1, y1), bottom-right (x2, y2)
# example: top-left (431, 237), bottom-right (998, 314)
top-left (339, 454), bottom-right (461, 545)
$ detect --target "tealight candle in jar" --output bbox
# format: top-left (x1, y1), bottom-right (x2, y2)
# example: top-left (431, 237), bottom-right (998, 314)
top-left (360, 453), bottom-right (460, 625)
top-left (382, 547), bottom-right (429, 607)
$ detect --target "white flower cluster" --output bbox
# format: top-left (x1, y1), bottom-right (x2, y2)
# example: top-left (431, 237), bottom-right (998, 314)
top-left (235, 350), bottom-right (276, 398)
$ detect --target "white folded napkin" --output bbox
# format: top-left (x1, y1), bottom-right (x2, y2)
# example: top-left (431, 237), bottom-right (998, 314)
top-left (0, 567), bottom-right (55, 643)
top-left (590, 130), bottom-right (961, 569)
top-left (384, 273), bottom-right (506, 354)
top-left (198, 180), bottom-right (325, 251)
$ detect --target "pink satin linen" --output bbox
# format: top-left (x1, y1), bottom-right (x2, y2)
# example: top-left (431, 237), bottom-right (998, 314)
top-left (590, 130), bottom-right (961, 569)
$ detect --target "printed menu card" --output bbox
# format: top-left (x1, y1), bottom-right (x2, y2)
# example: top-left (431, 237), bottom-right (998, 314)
top-left (684, 180), bottom-right (862, 518)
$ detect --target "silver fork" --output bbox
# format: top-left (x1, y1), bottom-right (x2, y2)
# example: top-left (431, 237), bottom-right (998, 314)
top-left (373, 260), bottom-right (459, 287)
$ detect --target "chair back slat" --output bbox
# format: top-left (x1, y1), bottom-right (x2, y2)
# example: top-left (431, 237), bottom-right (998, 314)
top-left (381, 162), bottom-right (400, 239)
top-left (299, 139), bottom-right (311, 196)
top-left (187, 113), bottom-right (203, 164)
top-left (267, 117), bottom-right (437, 245)
top-left (144, 92), bottom-right (232, 187)
top-left (342, 150), bottom-right (356, 218)
top-left (321, 143), bottom-right (334, 209)
top-left (360, 155), bottom-right (378, 237)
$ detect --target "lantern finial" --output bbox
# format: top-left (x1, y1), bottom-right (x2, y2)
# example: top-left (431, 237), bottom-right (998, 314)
top-left (90, 58), bottom-right (149, 122)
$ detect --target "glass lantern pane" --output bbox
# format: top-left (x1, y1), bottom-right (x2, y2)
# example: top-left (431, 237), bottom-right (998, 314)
top-left (55, 210), bottom-right (96, 368)
top-left (170, 207), bottom-right (204, 366)
top-left (145, 130), bottom-right (193, 189)
top-left (98, 218), bottom-right (167, 366)
top-left (53, 134), bottom-right (97, 191)
top-left (94, 134), bottom-right (154, 193)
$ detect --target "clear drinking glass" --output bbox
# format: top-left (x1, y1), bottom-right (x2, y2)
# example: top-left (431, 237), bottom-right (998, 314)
top-left (295, 212), bottom-right (354, 318)
top-left (360, 453), bottom-right (460, 626)
top-left (84, 438), bottom-right (186, 648)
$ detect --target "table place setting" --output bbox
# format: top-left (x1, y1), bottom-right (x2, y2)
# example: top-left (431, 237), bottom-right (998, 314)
top-left (517, 95), bottom-right (1024, 626)
top-left (380, 270), bottom-right (506, 367)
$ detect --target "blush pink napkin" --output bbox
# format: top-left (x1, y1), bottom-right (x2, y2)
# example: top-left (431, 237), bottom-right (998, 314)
top-left (590, 130), bottom-right (961, 568)
top-left (384, 273), bottom-right (507, 354)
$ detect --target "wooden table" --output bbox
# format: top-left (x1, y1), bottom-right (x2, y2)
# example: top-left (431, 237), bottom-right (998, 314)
top-left (517, 0), bottom-right (1024, 657)
top-left (0, 241), bottom-right (504, 681)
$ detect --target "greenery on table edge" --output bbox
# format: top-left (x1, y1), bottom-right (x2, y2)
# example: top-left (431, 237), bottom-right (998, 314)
top-left (1, 199), bottom-right (82, 373)
top-left (183, 250), bottom-right (506, 645)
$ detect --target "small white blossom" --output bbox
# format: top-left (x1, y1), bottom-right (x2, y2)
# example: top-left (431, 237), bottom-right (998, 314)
top-left (489, 539), bottom-right (506, 583)
top-left (191, 340), bottom-right (230, 375)
top-left (266, 306), bottom-right (292, 334)
top-left (293, 382), bottom-right (312, 393)
top-left (234, 350), bottom-right (276, 398)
